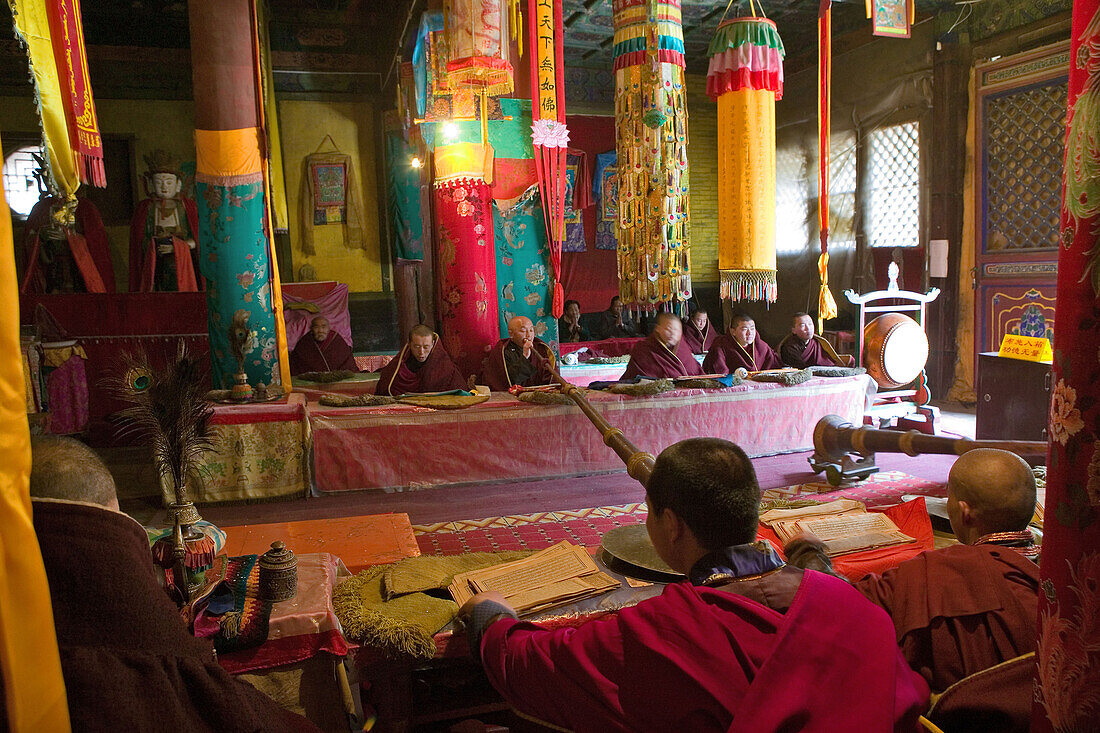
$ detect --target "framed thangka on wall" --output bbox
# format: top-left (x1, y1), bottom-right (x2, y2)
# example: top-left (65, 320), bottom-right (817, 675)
top-left (974, 41), bottom-right (1068, 358)
top-left (311, 159), bottom-right (347, 225)
top-left (594, 150), bottom-right (618, 251)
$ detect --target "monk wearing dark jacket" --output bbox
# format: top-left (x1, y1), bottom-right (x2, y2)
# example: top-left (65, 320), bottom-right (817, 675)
top-left (289, 316), bottom-right (358, 375)
top-left (623, 312), bottom-right (704, 380)
top-left (682, 309), bottom-right (716, 355)
top-left (703, 314), bottom-right (782, 374)
top-left (787, 448), bottom-right (1040, 693)
top-left (480, 316), bottom-right (555, 391)
top-left (779, 312), bottom-right (854, 368)
top-left (376, 325), bottom-right (467, 396)
top-left (28, 436), bottom-right (318, 732)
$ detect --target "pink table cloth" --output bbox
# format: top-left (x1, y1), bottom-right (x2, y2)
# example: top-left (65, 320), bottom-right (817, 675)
top-left (354, 353), bottom-right (397, 372)
top-left (216, 552), bottom-right (349, 674)
top-left (558, 362), bottom-right (629, 386)
top-left (309, 375), bottom-right (875, 493)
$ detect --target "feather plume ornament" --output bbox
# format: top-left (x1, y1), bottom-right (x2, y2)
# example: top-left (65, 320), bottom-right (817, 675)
top-left (106, 341), bottom-right (215, 604)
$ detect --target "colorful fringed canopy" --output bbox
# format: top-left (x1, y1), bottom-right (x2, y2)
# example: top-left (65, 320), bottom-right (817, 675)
top-left (446, 0), bottom-right (516, 146)
top-left (612, 0), bottom-right (692, 309)
top-left (446, 0), bottom-right (515, 96)
top-left (706, 16), bottom-right (785, 303)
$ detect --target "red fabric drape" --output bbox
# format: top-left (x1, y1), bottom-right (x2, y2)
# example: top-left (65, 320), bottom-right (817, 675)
top-left (1033, 1), bottom-right (1100, 729)
top-left (46, 0), bottom-right (106, 186)
top-left (559, 115), bottom-right (618, 311)
top-left (434, 179), bottom-right (500, 378)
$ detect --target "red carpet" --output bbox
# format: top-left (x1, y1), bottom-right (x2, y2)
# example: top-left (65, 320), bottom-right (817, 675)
top-left (413, 471), bottom-right (945, 556)
top-left (414, 503), bottom-right (646, 555)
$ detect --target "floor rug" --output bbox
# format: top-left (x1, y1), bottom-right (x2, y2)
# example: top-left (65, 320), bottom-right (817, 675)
top-left (413, 471), bottom-right (945, 556)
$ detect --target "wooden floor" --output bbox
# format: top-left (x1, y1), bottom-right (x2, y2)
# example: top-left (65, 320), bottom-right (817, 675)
top-left (116, 400), bottom-right (976, 529)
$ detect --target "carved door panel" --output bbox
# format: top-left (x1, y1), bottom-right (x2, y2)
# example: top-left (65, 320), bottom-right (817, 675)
top-left (974, 43), bottom-right (1068, 356)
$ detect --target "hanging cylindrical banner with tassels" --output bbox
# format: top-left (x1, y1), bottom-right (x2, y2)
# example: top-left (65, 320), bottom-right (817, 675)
top-left (446, 0), bottom-right (516, 147)
top-left (706, 14), bottom-right (784, 304)
top-left (612, 0), bottom-right (692, 311)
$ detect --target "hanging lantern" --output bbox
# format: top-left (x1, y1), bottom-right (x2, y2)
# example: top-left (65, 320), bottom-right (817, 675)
top-left (612, 0), bottom-right (692, 310)
top-left (706, 14), bottom-right (784, 303)
top-left (446, 0), bottom-right (516, 144)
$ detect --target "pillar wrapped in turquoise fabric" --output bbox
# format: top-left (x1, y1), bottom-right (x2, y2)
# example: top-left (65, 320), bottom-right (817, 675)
top-left (493, 185), bottom-right (559, 351)
top-left (195, 179), bottom-right (280, 388)
top-left (385, 129), bottom-right (425, 261)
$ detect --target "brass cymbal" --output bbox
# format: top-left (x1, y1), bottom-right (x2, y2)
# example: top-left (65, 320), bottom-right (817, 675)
top-left (600, 524), bottom-right (683, 580)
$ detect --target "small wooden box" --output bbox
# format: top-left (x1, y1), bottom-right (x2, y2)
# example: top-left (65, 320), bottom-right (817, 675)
top-left (976, 352), bottom-right (1051, 442)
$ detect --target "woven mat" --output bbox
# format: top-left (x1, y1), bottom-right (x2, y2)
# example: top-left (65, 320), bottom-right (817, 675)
top-left (412, 472), bottom-right (946, 556)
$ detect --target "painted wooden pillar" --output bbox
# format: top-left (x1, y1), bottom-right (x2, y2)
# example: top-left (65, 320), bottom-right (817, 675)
top-left (188, 0), bottom-right (283, 388)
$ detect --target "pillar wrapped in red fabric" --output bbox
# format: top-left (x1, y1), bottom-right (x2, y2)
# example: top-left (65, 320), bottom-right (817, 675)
top-left (1033, 1), bottom-right (1100, 729)
top-left (433, 158), bottom-right (500, 378)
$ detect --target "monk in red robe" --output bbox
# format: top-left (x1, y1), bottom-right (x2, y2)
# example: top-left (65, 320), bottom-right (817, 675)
top-left (779, 312), bottom-right (855, 368)
top-left (22, 195), bottom-right (115, 294)
top-left (622, 312), bottom-right (704, 380)
top-left (457, 438), bottom-right (929, 732)
top-left (703, 314), bottom-right (782, 373)
top-left (681, 308), bottom-right (716, 354)
top-left (787, 448), bottom-right (1040, 693)
top-left (376, 325), bottom-right (467, 396)
top-left (289, 316), bottom-right (358, 375)
top-left (480, 316), bottom-right (555, 391)
top-left (30, 437), bottom-right (319, 731)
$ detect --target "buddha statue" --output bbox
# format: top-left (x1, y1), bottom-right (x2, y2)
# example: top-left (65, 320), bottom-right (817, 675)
top-left (21, 154), bottom-right (114, 294)
top-left (128, 150), bottom-right (200, 292)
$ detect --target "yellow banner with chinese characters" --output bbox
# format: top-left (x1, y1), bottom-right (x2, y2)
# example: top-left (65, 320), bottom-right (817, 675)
top-left (534, 0), bottom-right (557, 119)
top-left (998, 334), bottom-right (1053, 363)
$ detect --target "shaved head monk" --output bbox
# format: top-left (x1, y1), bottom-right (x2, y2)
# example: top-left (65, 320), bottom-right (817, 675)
top-left (682, 308), bottom-right (715, 355)
top-left (702, 314), bottom-right (782, 374)
top-left (457, 438), bottom-right (929, 731)
top-left (376, 324), bottom-right (467, 396)
top-left (779, 312), bottom-right (854, 368)
top-left (622, 312), bottom-right (704, 379)
top-left (29, 436), bottom-right (319, 730)
top-left (479, 316), bottom-right (555, 391)
top-left (289, 316), bottom-right (358, 375)
top-left (787, 448), bottom-right (1040, 692)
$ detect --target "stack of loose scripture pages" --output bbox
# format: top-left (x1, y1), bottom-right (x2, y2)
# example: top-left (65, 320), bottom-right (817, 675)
top-left (449, 541), bottom-right (619, 614)
top-left (760, 499), bottom-right (916, 557)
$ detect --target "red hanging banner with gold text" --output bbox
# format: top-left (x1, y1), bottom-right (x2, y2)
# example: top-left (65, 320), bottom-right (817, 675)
top-left (45, 0), bottom-right (105, 187)
top-left (528, 0), bottom-right (567, 317)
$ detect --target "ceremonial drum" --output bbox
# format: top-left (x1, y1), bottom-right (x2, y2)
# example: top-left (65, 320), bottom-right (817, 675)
top-left (863, 313), bottom-right (928, 389)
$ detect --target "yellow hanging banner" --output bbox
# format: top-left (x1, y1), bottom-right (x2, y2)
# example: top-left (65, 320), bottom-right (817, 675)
top-left (0, 127), bottom-right (72, 732)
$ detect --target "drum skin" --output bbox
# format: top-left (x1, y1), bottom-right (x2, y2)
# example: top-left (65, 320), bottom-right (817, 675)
top-left (863, 313), bottom-right (928, 388)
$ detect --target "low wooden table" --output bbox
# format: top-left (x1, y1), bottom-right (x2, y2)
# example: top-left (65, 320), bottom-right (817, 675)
top-left (219, 513), bottom-right (420, 573)
top-left (216, 515), bottom-right (421, 731)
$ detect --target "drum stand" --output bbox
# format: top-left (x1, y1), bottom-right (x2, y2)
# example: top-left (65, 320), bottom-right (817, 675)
top-left (811, 265), bottom-right (940, 487)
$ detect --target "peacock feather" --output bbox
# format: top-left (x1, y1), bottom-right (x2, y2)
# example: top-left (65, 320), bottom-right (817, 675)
top-left (105, 342), bottom-right (214, 506)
